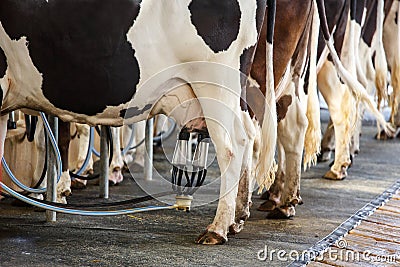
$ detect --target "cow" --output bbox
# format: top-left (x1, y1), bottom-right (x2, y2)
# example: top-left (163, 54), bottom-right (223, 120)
top-left (0, 0), bottom-right (386, 244)
top-left (316, 0), bottom-right (394, 180)
top-left (256, 0), bottom-right (393, 217)
top-left (248, 0), bottom-right (321, 219)
top-left (319, 0), bottom-right (396, 165)
top-left (0, 0), bottom-right (279, 245)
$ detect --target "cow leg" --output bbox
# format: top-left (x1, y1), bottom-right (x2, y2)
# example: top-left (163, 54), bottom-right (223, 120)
top-left (350, 115), bottom-right (362, 156)
top-left (75, 123), bottom-right (94, 174)
top-left (268, 83), bottom-right (308, 218)
top-left (121, 124), bottom-right (134, 169)
top-left (394, 103), bottom-right (400, 128)
top-left (196, 112), bottom-right (252, 244)
top-left (319, 118), bottom-right (335, 162)
top-left (0, 115), bottom-right (8, 180)
top-left (108, 127), bottom-right (124, 185)
top-left (57, 121), bottom-right (72, 203)
top-left (133, 121), bottom-right (146, 167)
top-left (71, 123), bottom-right (93, 189)
top-left (318, 61), bottom-right (353, 180)
top-left (195, 104), bottom-right (251, 245)
top-left (229, 119), bottom-right (260, 235)
top-left (258, 139), bottom-right (284, 211)
top-left (30, 120), bottom-right (46, 200)
top-left (276, 97), bottom-right (307, 217)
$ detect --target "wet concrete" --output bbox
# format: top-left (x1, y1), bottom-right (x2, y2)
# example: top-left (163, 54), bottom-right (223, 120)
top-left (1, 120), bottom-right (400, 267)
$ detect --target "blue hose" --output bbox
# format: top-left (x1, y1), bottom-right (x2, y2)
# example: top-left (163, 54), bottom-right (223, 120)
top-left (0, 181), bottom-right (177, 216)
top-left (1, 113), bottom-right (62, 194)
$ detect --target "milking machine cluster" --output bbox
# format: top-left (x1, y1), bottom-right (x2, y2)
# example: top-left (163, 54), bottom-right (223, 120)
top-left (0, 112), bottom-right (210, 218)
top-left (171, 130), bottom-right (210, 211)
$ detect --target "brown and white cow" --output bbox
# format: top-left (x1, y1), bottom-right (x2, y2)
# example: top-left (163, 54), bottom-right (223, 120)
top-left (248, 0), bottom-right (321, 219)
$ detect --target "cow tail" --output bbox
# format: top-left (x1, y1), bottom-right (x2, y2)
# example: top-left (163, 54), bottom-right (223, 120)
top-left (375, 0), bottom-right (388, 127)
top-left (303, 2), bottom-right (321, 170)
top-left (256, 0), bottom-right (277, 193)
top-left (315, 0), bottom-right (395, 136)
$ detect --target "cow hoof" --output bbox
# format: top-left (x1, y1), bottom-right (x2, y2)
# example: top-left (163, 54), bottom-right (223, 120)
top-left (122, 162), bottom-right (130, 173)
top-left (109, 168), bottom-right (123, 185)
top-left (267, 206), bottom-right (295, 219)
top-left (56, 195), bottom-right (67, 204)
top-left (195, 230), bottom-right (227, 245)
top-left (260, 190), bottom-right (270, 200)
top-left (228, 221), bottom-right (244, 235)
top-left (60, 189), bottom-right (72, 197)
top-left (375, 130), bottom-right (392, 140)
top-left (290, 198), bottom-right (303, 206)
top-left (323, 170), bottom-right (346, 180)
top-left (71, 179), bottom-right (87, 189)
top-left (258, 200), bottom-right (277, 211)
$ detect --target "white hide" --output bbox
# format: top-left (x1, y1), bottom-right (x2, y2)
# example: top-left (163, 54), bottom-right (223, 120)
top-left (0, 0), bottom-right (265, 243)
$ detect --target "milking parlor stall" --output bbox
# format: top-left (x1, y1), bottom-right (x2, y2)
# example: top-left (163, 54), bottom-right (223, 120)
top-left (1, 0), bottom-right (400, 266)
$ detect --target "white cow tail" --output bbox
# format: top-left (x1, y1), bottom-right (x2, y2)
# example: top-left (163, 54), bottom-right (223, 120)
top-left (256, 0), bottom-right (277, 193)
top-left (374, 0), bottom-right (388, 115)
top-left (315, 0), bottom-right (395, 136)
top-left (304, 3), bottom-right (321, 170)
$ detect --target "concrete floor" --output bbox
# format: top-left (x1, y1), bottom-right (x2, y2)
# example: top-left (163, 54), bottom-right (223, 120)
top-left (0, 122), bottom-right (399, 267)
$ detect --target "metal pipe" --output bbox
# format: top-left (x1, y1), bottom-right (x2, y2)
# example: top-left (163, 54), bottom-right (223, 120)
top-left (99, 125), bottom-right (109, 199)
top-left (46, 115), bottom-right (58, 222)
top-left (144, 119), bottom-right (154, 181)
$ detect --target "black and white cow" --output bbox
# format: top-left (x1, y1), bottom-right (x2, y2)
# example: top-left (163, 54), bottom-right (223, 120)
top-left (0, 0), bottom-right (280, 245)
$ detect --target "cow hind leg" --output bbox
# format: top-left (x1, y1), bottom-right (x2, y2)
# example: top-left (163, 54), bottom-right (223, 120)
top-left (318, 62), bottom-right (353, 180)
top-left (57, 121), bottom-right (72, 203)
top-left (194, 97), bottom-right (250, 245)
top-left (0, 115), bottom-right (8, 182)
top-left (229, 117), bottom-right (258, 235)
top-left (319, 118), bottom-right (335, 162)
top-left (133, 121), bottom-right (146, 167)
top-left (109, 127), bottom-right (124, 185)
top-left (71, 123), bottom-right (93, 189)
top-left (258, 140), bottom-right (284, 211)
top-left (269, 88), bottom-right (307, 218)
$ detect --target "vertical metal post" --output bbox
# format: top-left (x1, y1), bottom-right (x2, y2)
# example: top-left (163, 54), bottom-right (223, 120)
top-left (99, 125), bottom-right (109, 199)
top-left (144, 119), bottom-right (154, 181)
top-left (46, 116), bottom-right (58, 222)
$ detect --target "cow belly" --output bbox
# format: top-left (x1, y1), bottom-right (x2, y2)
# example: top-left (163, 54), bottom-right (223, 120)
top-left (0, 0), bottom-right (258, 127)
